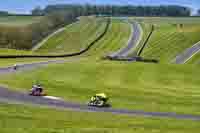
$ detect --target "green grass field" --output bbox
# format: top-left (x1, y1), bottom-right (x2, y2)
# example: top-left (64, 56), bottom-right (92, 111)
top-left (1, 103), bottom-right (200, 133)
top-left (1, 61), bottom-right (200, 115)
top-left (0, 17), bottom-right (131, 68)
top-left (36, 17), bottom-right (108, 54)
top-left (86, 19), bottom-right (131, 59)
top-left (133, 17), bottom-right (200, 24)
top-left (128, 17), bottom-right (200, 61)
top-left (141, 23), bottom-right (200, 63)
top-left (0, 16), bottom-right (43, 26)
top-left (0, 16), bottom-right (107, 55)
top-left (0, 48), bottom-right (33, 55)
top-left (0, 48), bottom-right (66, 67)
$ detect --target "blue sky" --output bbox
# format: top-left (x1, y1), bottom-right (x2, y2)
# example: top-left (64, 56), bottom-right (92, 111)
top-left (1, 0), bottom-right (200, 14)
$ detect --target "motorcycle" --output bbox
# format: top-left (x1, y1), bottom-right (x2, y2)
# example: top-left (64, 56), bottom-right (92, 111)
top-left (88, 93), bottom-right (110, 107)
top-left (29, 86), bottom-right (46, 96)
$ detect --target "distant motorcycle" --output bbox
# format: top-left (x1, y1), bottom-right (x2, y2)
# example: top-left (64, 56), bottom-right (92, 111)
top-left (29, 84), bottom-right (46, 96)
top-left (88, 93), bottom-right (110, 107)
top-left (13, 64), bottom-right (18, 70)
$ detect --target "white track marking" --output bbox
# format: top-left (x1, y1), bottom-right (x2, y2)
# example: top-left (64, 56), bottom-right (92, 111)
top-left (43, 96), bottom-right (63, 100)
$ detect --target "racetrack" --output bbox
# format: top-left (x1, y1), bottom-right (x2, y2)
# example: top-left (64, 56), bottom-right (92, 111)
top-left (0, 85), bottom-right (200, 121)
top-left (0, 59), bottom-right (69, 75)
top-left (0, 61), bottom-right (200, 121)
top-left (109, 22), bottom-right (142, 57)
top-left (172, 40), bottom-right (200, 64)
top-left (0, 19), bottom-right (200, 121)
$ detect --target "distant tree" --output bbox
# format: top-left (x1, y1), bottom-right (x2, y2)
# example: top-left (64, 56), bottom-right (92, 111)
top-left (198, 9), bottom-right (200, 16)
top-left (0, 11), bottom-right (9, 16)
top-left (32, 6), bottom-right (44, 16)
top-left (43, 4), bottom-right (191, 17)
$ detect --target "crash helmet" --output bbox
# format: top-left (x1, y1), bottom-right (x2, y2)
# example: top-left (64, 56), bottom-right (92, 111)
top-left (37, 84), bottom-right (42, 87)
top-left (33, 85), bottom-right (37, 88)
top-left (96, 93), bottom-right (107, 99)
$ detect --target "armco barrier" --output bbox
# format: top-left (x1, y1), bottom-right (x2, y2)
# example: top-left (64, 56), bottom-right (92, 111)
top-left (137, 24), bottom-right (154, 56)
top-left (0, 18), bottom-right (110, 59)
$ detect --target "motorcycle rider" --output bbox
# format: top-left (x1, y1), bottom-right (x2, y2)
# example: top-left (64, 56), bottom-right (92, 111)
top-left (88, 93), bottom-right (108, 107)
top-left (31, 84), bottom-right (43, 94)
top-left (13, 64), bottom-right (18, 70)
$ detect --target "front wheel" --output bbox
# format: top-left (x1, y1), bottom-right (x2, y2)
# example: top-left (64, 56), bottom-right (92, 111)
top-left (88, 102), bottom-right (94, 106)
top-left (97, 101), bottom-right (104, 107)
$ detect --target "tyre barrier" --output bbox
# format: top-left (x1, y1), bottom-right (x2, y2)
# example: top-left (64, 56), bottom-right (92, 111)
top-left (103, 55), bottom-right (159, 64)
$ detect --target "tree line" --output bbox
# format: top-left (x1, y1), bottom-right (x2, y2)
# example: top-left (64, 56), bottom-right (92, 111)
top-left (40, 4), bottom-right (191, 17)
top-left (0, 4), bottom-right (192, 50)
top-left (0, 11), bottom-right (9, 16)
top-left (198, 9), bottom-right (200, 16)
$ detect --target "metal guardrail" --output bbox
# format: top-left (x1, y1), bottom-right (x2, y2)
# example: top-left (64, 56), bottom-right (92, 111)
top-left (137, 24), bottom-right (155, 56)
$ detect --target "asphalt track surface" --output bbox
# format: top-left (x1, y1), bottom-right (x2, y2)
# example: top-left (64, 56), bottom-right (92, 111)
top-left (172, 40), bottom-right (200, 64)
top-left (1, 84), bottom-right (200, 121)
top-left (0, 59), bottom-right (200, 120)
top-left (109, 22), bottom-right (142, 57)
top-left (0, 59), bottom-right (68, 75)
